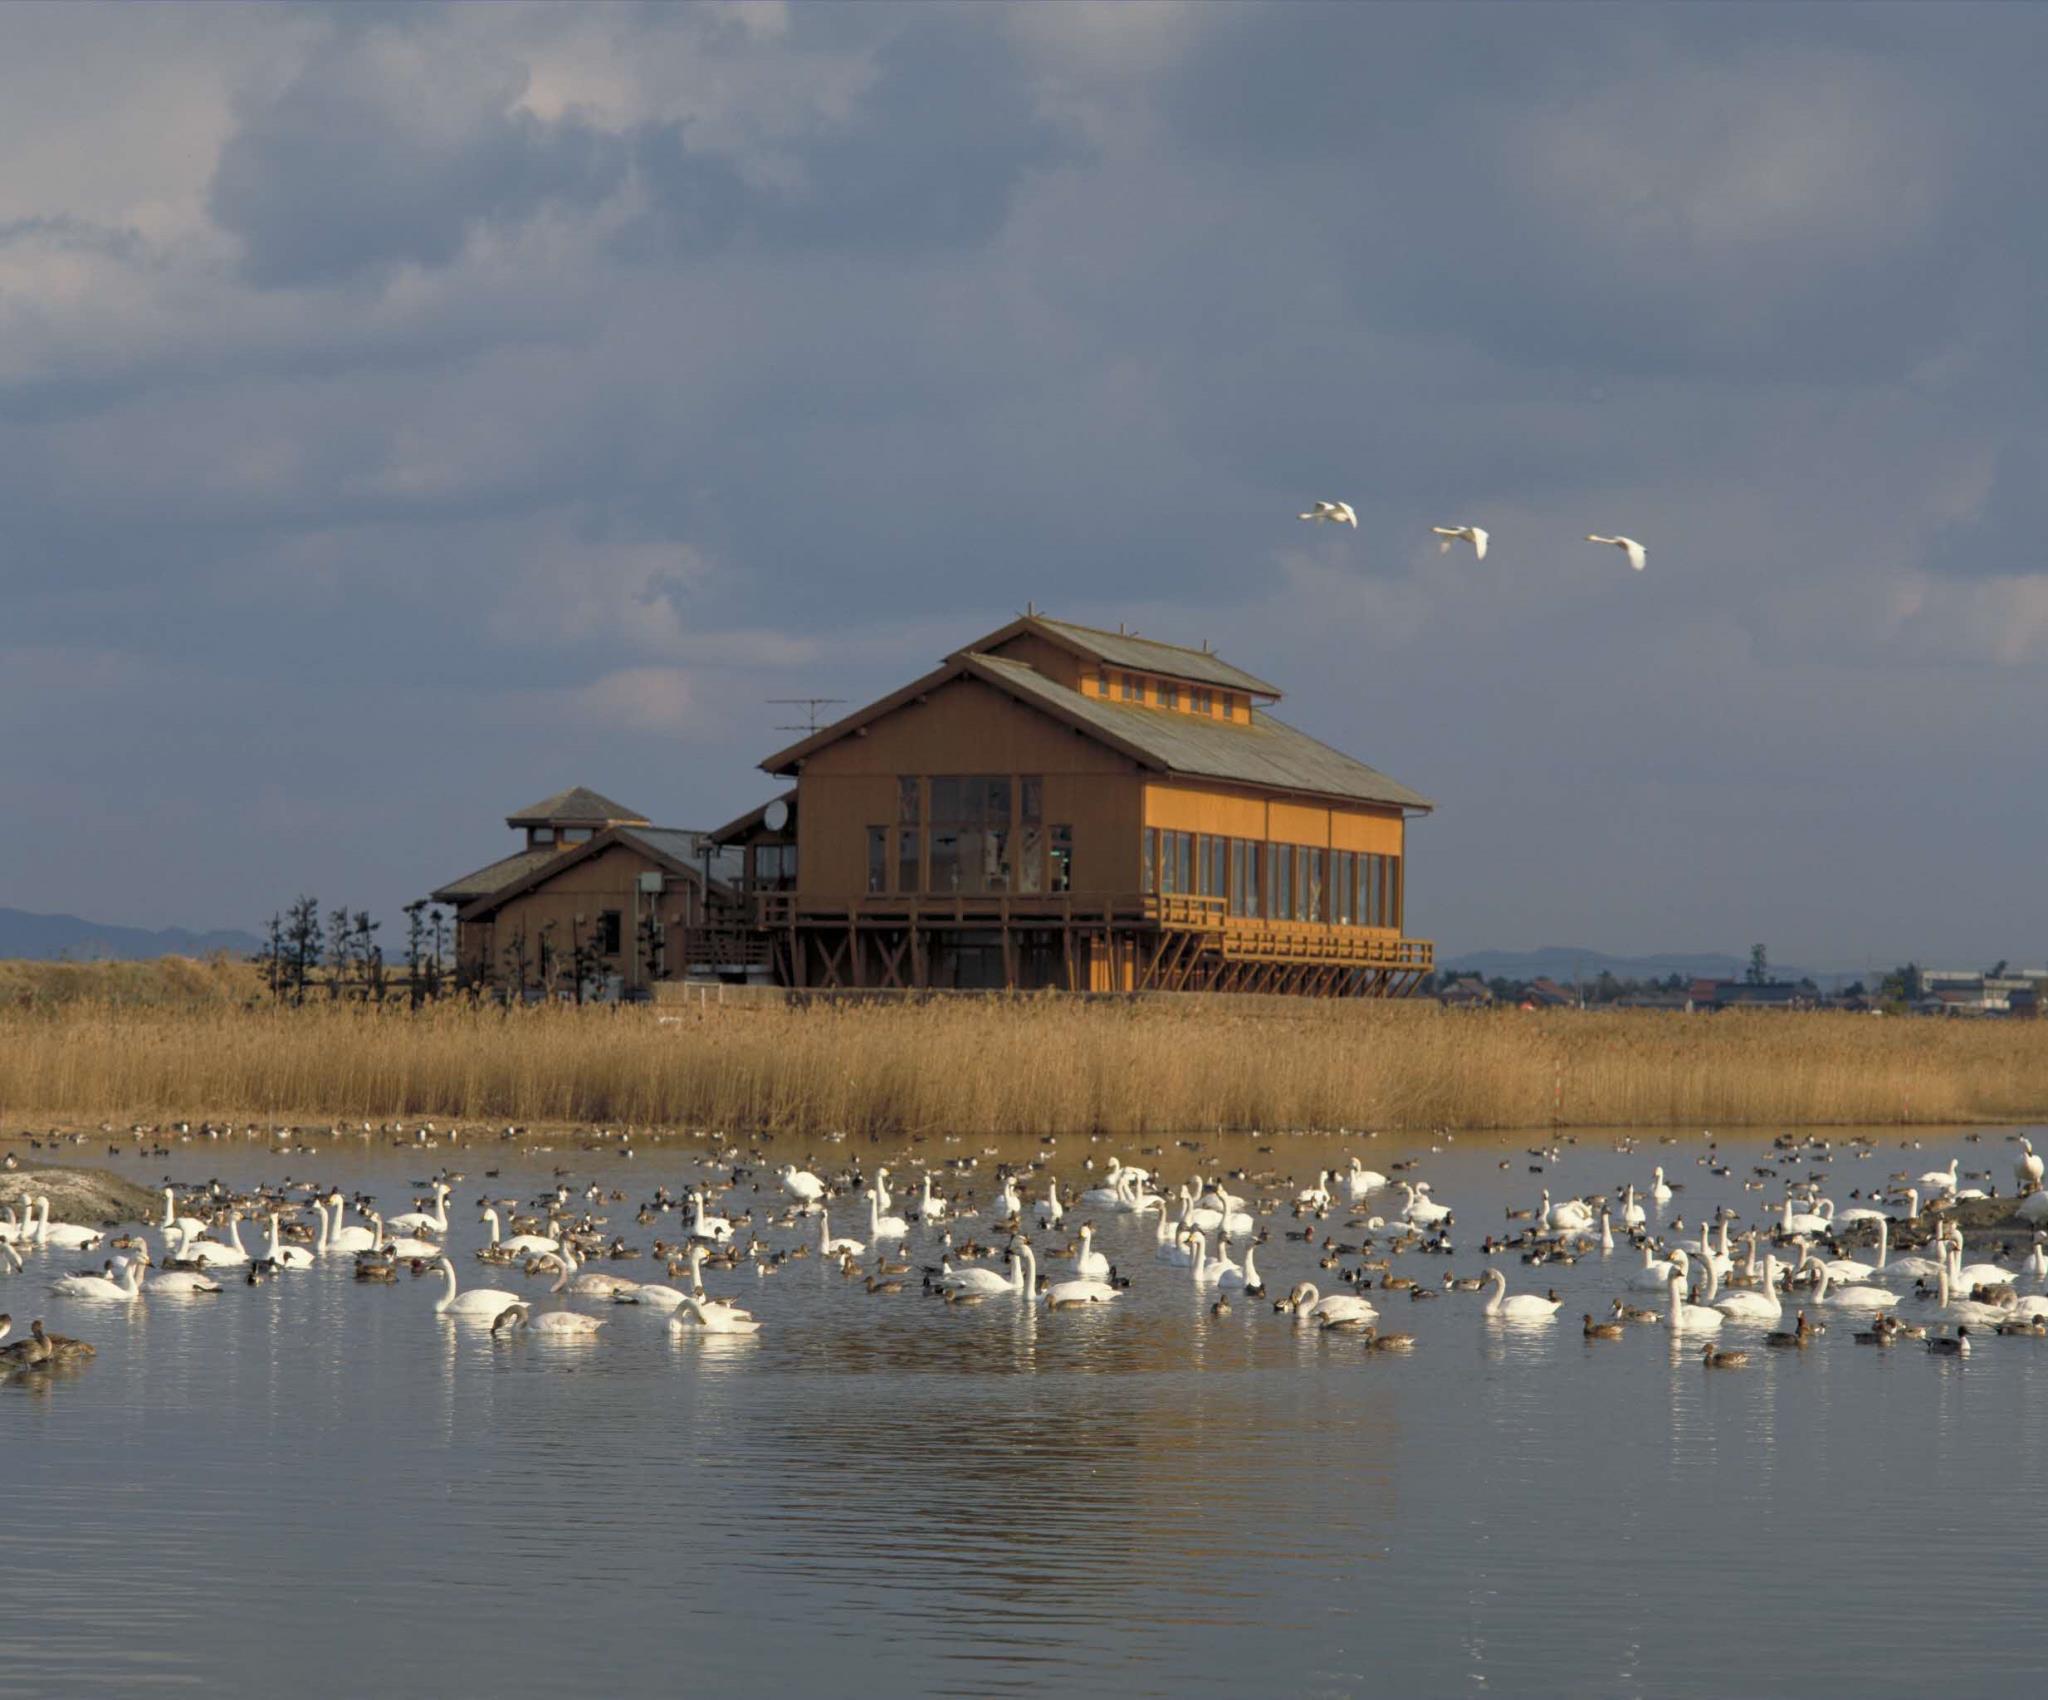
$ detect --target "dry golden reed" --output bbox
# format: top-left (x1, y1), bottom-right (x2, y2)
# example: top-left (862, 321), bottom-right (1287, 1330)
top-left (5, 993), bottom-right (2048, 1133)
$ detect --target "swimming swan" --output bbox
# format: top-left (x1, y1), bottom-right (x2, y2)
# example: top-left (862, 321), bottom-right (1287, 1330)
top-left (432, 1257), bottom-right (521, 1320)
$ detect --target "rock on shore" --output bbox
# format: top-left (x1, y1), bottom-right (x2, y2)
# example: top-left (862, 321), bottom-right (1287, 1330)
top-left (0, 1164), bottom-right (160, 1228)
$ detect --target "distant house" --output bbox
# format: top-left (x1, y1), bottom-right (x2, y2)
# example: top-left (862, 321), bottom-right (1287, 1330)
top-left (1438, 975), bottom-right (1494, 1008)
top-left (430, 788), bottom-right (747, 994)
top-left (1526, 977), bottom-right (1577, 1009)
top-left (1694, 980), bottom-right (1817, 1012)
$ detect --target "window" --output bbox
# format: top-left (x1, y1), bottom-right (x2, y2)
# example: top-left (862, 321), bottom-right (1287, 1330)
top-left (561, 827), bottom-right (593, 844)
top-left (1230, 838), bottom-right (1258, 918)
top-left (1143, 827), bottom-right (1157, 894)
top-left (1017, 824), bottom-right (1044, 893)
top-left (898, 829), bottom-right (919, 894)
top-left (1388, 856), bottom-right (1403, 930)
top-left (1273, 842), bottom-right (1291, 919)
top-left (1204, 834), bottom-right (1226, 899)
top-left (1224, 693), bottom-right (1239, 720)
top-left (1096, 667), bottom-right (1110, 697)
top-left (599, 910), bottom-right (622, 954)
top-left (1334, 851), bottom-right (1356, 925)
top-left (1020, 776), bottom-right (1043, 824)
top-left (1305, 848), bottom-right (1325, 923)
top-left (929, 774), bottom-right (1011, 894)
top-left (1363, 854), bottom-right (1383, 926)
top-left (867, 827), bottom-right (887, 894)
top-left (1050, 826), bottom-right (1073, 892)
top-left (1120, 672), bottom-right (1139, 702)
top-left (898, 777), bottom-right (920, 825)
top-left (529, 826), bottom-right (556, 846)
top-left (1160, 680), bottom-right (1179, 710)
top-left (1192, 688), bottom-right (1211, 715)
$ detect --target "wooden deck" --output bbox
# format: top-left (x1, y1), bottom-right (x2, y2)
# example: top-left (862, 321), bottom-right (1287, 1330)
top-left (741, 891), bottom-right (1432, 996)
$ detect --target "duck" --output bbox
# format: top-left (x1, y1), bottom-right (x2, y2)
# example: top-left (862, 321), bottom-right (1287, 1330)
top-left (1583, 1313), bottom-right (1625, 1340)
top-left (1611, 1298), bottom-right (1660, 1324)
top-left (1765, 1310), bottom-right (1817, 1349)
top-left (1362, 1327), bottom-right (1416, 1351)
top-left (1700, 1344), bottom-right (1750, 1369)
top-left (1927, 1327), bottom-right (1971, 1357)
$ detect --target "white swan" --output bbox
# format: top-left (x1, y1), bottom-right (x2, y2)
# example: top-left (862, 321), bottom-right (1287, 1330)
top-left (1917, 1158), bottom-right (1960, 1195)
top-left (385, 1183), bottom-right (451, 1237)
top-left (1619, 1184), bottom-right (1646, 1230)
top-left (919, 1173), bottom-right (950, 1222)
top-left (1820, 1219), bottom-right (1892, 1287)
top-left (1629, 1244), bottom-right (1686, 1292)
top-left (264, 1214), bottom-right (315, 1271)
top-left (28, 1197), bottom-right (104, 1252)
top-left (1186, 1233), bottom-right (1233, 1288)
top-left (160, 1188), bottom-right (208, 1240)
top-left (935, 1243), bottom-right (1032, 1297)
top-left (1345, 1158), bottom-right (1389, 1198)
top-left (320, 1196), bottom-right (377, 1255)
top-left (49, 1258), bottom-right (143, 1301)
top-left (1588, 533), bottom-right (1647, 572)
top-left (1663, 1269), bottom-right (1723, 1334)
top-left (1713, 1254), bottom-right (1783, 1324)
top-left (1649, 1166), bottom-right (1673, 1204)
top-left (670, 1293), bottom-right (760, 1335)
top-left (1483, 1267), bottom-right (1560, 1322)
top-left (2017, 1139), bottom-right (2045, 1191)
top-left (521, 1305), bottom-right (606, 1336)
top-left (479, 1207), bottom-right (558, 1258)
top-left (1287, 1281), bottom-right (1378, 1329)
top-left (1401, 1183), bottom-right (1451, 1226)
top-left (432, 1257), bottom-right (521, 1319)
top-left (1035, 1181), bottom-right (1064, 1229)
top-left (150, 1263), bottom-right (223, 1296)
top-left (1947, 1232), bottom-right (2014, 1291)
top-left (989, 1176), bottom-right (1024, 1221)
top-left (1300, 500), bottom-right (1358, 528)
top-left (1545, 1189), bottom-right (1594, 1234)
top-left (185, 1213), bottom-right (251, 1268)
top-left (866, 1189), bottom-right (909, 1243)
top-left (687, 1190), bottom-right (734, 1244)
top-left (1932, 1258), bottom-right (2011, 1328)
top-left (1809, 1263), bottom-right (1893, 1313)
top-left (1779, 1196), bottom-right (1834, 1238)
top-left (1217, 1242), bottom-right (1263, 1294)
top-left (553, 1244), bottom-right (638, 1299)
top-left (1073, 1223), bottom-right (1109, 1282)
top-left (1297, 1170), bottom-right (1333, 1210)
top-left (1432, 524), bottom-right (1488, 560)
top-left (779, 1165), bottom-right (825, 1206)
top-left (817, 1207), bottom-right (863, 1258)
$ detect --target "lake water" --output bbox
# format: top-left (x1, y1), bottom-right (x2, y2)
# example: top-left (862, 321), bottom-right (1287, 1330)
top-left (7, 1122), bottom-right (2048, 1699)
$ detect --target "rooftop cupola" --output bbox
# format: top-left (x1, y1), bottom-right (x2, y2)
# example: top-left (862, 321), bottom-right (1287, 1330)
top-left (504, 787), bottom-right (649, 851)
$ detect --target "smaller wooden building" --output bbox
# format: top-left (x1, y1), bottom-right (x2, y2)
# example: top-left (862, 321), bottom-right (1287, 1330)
top-left (431, 787), bottom-right (747, 995)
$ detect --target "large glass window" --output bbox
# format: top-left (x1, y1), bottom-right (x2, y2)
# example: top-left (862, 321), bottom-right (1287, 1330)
top-left (867, 828), bottom-right (887, 894)
top-left (1204, 834), bottom-right (1226, 899)
top-left (1305, 848), bottom-right (1325, 923)
top-left (898, 776), bottom-right (920, 825)
top-left (1050, 826), bottom-right (1073, 892)
top-left (1020, 776), bottom-right (1043, 824)
top-left (1017, 824), bottom-right (1044, 893)
top-left (1143, 828), bottom-right (1157, 894)
top-left (1388, 856), bottom-right (1402, 930)
top-left (1160, 680), bottom-right (1180, 711)
top-left (898, 828), bottom-right (919, 895)
top-left (1120, 673), bottom-right (1139, 702)
top-left (928, 775), bottom-right (1013, 894)
top-left (1273, 844), bottom-right (1292, 920)
top-left (1334, 850), bottom-right (1356, 925)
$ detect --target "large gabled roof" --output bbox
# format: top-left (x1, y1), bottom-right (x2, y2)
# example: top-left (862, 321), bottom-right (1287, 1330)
top-left (762, 651), bottom-right (1431, 813)
top-left (978, 614), bottom-right (1281, 697)
top-left (505, 786), bottom-right (648, 827)
top-left (970, 654), bottom-right (1432, 811)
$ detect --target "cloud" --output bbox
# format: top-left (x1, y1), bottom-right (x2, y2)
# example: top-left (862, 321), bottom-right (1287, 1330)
top-left (208, 26), bottom-right (627, 286)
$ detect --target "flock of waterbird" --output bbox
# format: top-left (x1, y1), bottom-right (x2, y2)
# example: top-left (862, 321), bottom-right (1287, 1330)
top-left (1299, 500), bottom-right (1647, 573)
top-left (6, 1124), bottom-right (2047, 1376)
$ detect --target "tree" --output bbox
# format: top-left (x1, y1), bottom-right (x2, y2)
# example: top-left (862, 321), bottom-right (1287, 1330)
top-left (1879, 962), bottom-right (1923, 1005)
top-left (1747, 943), bottom-right (1769, 986)
top-left (354, 911), bottom-right (385, 1003)
top-left (403, 900), bottom-right (429, 1009)
top-left (502, 923), bottom-right (533, 1001)
top-left (260, 912), bottom-right (286, 1002)
top-left (283, 895), bottom-right (323, 1005)
top-left (427, 907), bottom-right (449, 1000)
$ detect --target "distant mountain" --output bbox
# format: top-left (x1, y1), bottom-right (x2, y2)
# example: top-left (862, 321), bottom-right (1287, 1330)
top-left (1441, 946), bottom-right (1838, 987)
top-left (0, 908), bottom-right (261, 962)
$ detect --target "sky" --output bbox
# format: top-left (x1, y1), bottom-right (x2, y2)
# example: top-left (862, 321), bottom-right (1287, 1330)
top-left (3, 0), bottom-right (2044, 970)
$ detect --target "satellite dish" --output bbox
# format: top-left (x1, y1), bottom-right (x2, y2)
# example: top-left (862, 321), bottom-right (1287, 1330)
top-left (763, 798), bottom-right (790, 833)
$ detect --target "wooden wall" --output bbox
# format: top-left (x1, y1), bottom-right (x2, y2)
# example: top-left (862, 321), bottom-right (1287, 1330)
top-left (795, 676), bottom-right (1143, 899)
top-left (460, 843), bottom-right (713, 990)
top-left (1143, 782), bottom-right (1405, 856)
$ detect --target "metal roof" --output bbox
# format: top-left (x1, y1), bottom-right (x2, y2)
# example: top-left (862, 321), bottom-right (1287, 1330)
top-left (618, 827), bottom-right (746, 886)
top-left (505, 786), bottom-right (648, 826)
top-left (968, 654), bottom-right (1432, 811)
top-left (429, 847), bottom-right (562, 905)
top-left (1025, 617), bottom-right (1281, 697)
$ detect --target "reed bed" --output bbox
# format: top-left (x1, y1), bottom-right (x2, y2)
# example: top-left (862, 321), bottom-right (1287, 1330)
top-left (0, 955), bottom-right (263, 1008)
top-left (5, 995), bottom-right (2048, 1134)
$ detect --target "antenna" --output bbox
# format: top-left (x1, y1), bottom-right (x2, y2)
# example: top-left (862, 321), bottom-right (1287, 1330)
top-left (768, 697), bottom-right (846, 735)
